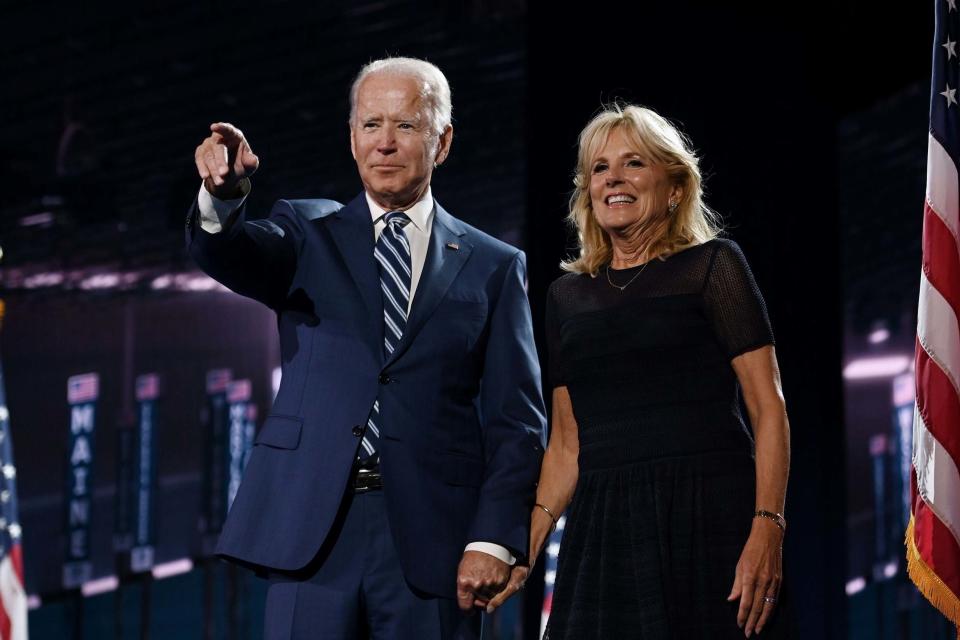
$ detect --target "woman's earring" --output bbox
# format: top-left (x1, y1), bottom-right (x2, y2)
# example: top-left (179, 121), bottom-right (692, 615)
top-left (668, 200), bottom-right (679, 213)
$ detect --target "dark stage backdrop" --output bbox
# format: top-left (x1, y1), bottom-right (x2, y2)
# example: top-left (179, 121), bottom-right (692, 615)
top-left (0, 0), bottom-right (936, 637)
top-left (4, 292), bottom-right (278, 595)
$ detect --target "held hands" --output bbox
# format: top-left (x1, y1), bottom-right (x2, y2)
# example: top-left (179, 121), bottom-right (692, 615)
top-left (193, 122), bottom-right (259, 199)
top-left (456, 551), bottom-right (511, 612)
top-left (484, 564), bottom-right (529, 613)
top-left (727, 518), bottom-right (784, 637)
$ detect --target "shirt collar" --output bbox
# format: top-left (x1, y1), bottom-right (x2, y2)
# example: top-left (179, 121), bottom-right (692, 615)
top-left (365, 186), bottom-right (434, 233)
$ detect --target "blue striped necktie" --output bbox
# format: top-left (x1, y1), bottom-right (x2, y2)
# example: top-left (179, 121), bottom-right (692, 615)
top-left (359, 210), bottom-right (412, 462)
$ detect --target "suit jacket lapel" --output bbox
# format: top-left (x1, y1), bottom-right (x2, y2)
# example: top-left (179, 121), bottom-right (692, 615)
top-left (326, 192), bottom-right (383, 358)
top-left (385, 202), bottom-right (471, 367)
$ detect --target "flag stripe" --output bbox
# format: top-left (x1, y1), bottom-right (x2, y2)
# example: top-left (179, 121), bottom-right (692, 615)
top-left (918, 270), bottom-right (960, 397)
top-left (923, 201), bottom-right (960, 320)
top-left (927, 134), bottom-right (960, 241)
top-left (0, 553), bottom-right (25, 640)
top-left (913, 502), bottom-right (960, 608)
top-left (0, 596), bottom-right (10, 640)
top-left (916, 336), bottom-right (960, 462)
top-left (913, 404), bottom-right (960, 549)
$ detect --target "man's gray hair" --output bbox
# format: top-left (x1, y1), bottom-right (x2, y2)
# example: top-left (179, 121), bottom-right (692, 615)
top-left (349, 57), bottom-right (453, 138)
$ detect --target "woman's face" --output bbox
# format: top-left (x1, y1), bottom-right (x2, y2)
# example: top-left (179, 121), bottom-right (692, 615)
top-left (588, 128), bottom-right (677, 234)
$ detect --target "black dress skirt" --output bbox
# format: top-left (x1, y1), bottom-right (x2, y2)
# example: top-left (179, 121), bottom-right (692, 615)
top-left (543, 239), bottom-right (791, 639)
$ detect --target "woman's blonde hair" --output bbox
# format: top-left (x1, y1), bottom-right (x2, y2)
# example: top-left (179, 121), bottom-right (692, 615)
top-left (561, 103), bottom-right (721, 275)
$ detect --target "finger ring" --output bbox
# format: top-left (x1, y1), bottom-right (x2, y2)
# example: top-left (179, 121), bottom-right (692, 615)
top-left (762, 596), bottom-right (777, 604)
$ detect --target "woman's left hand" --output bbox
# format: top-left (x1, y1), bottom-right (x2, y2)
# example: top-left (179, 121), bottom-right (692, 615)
top-left (727, 518), bottom-right (783, 637)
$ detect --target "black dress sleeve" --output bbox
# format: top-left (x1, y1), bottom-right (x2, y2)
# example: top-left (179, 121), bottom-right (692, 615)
top-left (702, 239), bottom-right (775, 359)
top-left (544, 280), bottom-right (565, 388)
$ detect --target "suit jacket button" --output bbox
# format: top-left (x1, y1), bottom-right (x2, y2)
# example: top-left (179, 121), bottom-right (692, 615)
top-left (378, 374), bottom-right (391, 384)
top-left (352, 425), bottom-right (363, 437)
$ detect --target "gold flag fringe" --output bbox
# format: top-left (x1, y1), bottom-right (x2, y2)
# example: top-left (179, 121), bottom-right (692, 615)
top-left (905, 515), bottom-right (960, 637)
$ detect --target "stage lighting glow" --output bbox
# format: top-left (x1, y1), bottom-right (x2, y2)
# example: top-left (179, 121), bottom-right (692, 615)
top-left (272, 366), bottom-right (282, 400)
top-left (868, 327), bottom-right (891, 344)
top-left (151, 274), bottom-right (173, 290)
top-left (26, 595), bottom-right (41, 610)
top-left (19, 212), bottom-right (54, 227)
top-left (845, 577), bottom-right (866, 595)
top-left (24, 272), bottom-right (65, 289)
top-left (79, 273), bottom-right (120, 290)
top-left (81, 575), bottom-right (118, 597)
top-left (177, 274), bottom-right (220, 291)
top-left (843, 355), bottom-right (911, 379)
top-left (883, 560), bottom-right (898, 578)
top-left (152, 557), bottom-right (194, 580)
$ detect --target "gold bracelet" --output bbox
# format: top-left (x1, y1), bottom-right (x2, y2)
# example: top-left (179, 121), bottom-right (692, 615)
top-left (754, 509), bottom-right (786, 532)
top-left (535, 503), bottom-right (559, 530)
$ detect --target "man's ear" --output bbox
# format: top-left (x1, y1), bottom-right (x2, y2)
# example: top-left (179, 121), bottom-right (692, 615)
top-left (350, 127), bottom-right (357, 161)
top-left (435, 125), bottom-right (453, 166)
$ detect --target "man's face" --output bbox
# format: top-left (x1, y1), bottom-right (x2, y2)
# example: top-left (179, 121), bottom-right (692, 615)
top-left (350, 73), bottom-right (452, 211)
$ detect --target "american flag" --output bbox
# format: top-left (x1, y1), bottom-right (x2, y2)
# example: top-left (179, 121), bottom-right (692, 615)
top-left (205, 369), bottom-right (232, 395)
top-left (66, 374), bottom-right (98, 405)
top-left (135, 374), bottom-right (160, 401)
top-left (0, 303), bottom-right (27, 639)
top-left (907, 0), bottom-right (960, 628)
top-left (540, 514), bottom-right (565, 638)
top-left (226, 379), bottom-right (251, 404)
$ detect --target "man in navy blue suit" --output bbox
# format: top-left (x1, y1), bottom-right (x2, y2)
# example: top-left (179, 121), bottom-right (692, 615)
top-left (187, 57), bottom-right (546, 639)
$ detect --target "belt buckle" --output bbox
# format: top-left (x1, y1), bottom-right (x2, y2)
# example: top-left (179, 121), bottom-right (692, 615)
top-left (354, 467), bottom-right (382, 493)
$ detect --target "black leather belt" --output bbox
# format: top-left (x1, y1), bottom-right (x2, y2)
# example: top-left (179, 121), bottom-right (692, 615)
top-left (353, 466), bottom-right (383, 493)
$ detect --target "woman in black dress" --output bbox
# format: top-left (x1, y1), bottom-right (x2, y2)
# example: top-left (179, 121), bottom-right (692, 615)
top-left (488, 104), bottom-right (791, 638)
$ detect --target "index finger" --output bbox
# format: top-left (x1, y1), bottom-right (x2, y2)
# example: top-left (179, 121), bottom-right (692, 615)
top-left (210, 122), bottom-right (244, 144)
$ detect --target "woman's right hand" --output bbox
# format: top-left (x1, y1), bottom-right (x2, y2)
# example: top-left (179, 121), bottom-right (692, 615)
top-left (194, 122), bottom-right (259, 199)
top-left (484, 563), bottom-right (531, 613)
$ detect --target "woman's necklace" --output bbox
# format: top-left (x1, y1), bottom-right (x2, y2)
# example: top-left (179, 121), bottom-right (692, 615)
top-left (605, 260), bottom-right (649, 292)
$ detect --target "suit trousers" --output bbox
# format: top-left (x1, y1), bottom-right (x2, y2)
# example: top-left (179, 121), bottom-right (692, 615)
top-left (262, 488), bottom-right (484, 640)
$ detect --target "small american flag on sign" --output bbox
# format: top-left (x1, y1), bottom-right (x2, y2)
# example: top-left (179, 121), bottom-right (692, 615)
top-left (205, 369), bottom-right (232, 394)
top-left (135, 374), bottom-right (160, 401)
top-left (227, 380), bottom-right (251, 404)
top-left (67, 374), bottom-right (99, 404)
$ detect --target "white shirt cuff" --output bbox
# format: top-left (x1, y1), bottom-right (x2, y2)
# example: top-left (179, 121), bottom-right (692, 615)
top-left (197, 180), bottom-right (249, 233)
top-left (464, 542), bottom-right (516, 565)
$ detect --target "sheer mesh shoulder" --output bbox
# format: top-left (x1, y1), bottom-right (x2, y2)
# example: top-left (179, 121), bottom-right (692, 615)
top-left (545, 275), bottom-right (576, 388)
top-left (701, 239), bottom-right (774, 359)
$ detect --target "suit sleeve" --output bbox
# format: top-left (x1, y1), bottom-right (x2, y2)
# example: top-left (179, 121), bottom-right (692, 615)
top-left (186, 196), bottom-right (305, 310)
top-left (468, 250), bottom-right (547, 562)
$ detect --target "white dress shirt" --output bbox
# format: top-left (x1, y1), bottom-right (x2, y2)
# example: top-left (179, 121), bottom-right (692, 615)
top-left (196, 184), bottom-right (516, 566)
